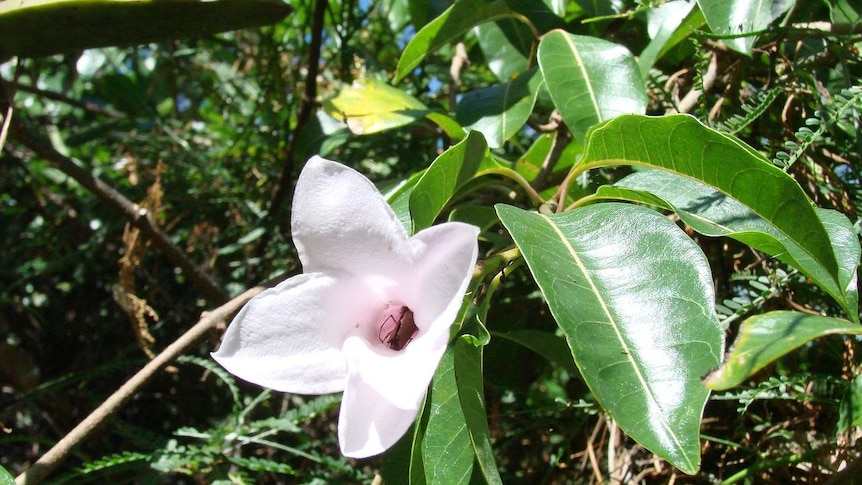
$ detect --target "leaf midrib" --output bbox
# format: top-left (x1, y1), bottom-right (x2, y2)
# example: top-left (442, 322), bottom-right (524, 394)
top-left (538, 211), bottom-right (691, 465)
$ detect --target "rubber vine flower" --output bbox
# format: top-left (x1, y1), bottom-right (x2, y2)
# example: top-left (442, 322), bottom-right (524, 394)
top-left (212, 156), bottom-right (479, 458)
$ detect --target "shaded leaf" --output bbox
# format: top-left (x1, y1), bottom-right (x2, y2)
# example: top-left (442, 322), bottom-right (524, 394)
top-left (474, 19), bottom-right (531, 82)
top-left (494, 329), bottom-right (578, 375)
top-left (456, 68), bottom-right (543, 148)
top-left (496, 202), bottom-right (722, 474)
top-left (703, 311), bottom-right (862, 390)
top-left (0, 0), bottom-right (291, 60)
top-left (837, 373), bottom-right (862, 433)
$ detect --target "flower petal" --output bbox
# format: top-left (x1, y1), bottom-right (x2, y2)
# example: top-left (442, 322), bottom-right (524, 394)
top-left (292, 156), bottom-right (410, 279)
top-left (333, 221), bottom-right (479, 457)
top-left (212, 272), bottom-right (380, 394)
top-left (402, 222), bottom-right (481, 331)
top-left (338, 337), bottom-right (442, 458)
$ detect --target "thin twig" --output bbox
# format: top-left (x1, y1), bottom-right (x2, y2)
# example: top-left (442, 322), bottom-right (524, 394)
top-left (14, 285), bottom-right (268, 485)
top-left (449, 42), bottom-right (469, 113)
top-left (268, 0), bottom-right (328, 216)
top-left (9, 119), bottom-right (229, 304)
top-left (531, 112), bottom-right (570, 191)
top-left (15, 83), bottom-right (123, 118)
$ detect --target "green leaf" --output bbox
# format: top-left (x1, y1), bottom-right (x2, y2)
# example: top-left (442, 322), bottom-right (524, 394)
top-left (395, 0), bottom-right (517, 82)
top-left (537, 30), bottom-right (647, 142)
top-left (455, 337), bottom-right (502, 485)
top-left (0, 0), bottom-right (292, 60)
top-left (474, 19), bottom-right (531, 82)
top-left (409, 131), bottom-right (494, 231)
top-left (638, 1), bottom-right (699, 77)
top-left (456, 68), bottom-right (543, 148)
top-left (496, 202), bottom-right (723, 474)
top-left (837, 373), bottom-right (862, 433)
top-left (385, 170), bottom-right (425, 235)
top-left (696, 0), bottom-right (795, 55)
top-left (579, 114), bottom-right (840, 285)
top-left (597, 170), bottom-right (860, 320)
top-left (494, 329), bottom-right (579, 375)
top-left (0, 464), bottom-right (13, 485)
top-left (423, 345), bottom-right (474, 485)
top-left (703, 312), bottom-right (862, 391)
top-left (322, 79), bottom-right (428, 135)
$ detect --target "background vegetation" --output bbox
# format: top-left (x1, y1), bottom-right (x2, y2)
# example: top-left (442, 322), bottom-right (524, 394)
top-left (1, 0), bottom-right (860, 483)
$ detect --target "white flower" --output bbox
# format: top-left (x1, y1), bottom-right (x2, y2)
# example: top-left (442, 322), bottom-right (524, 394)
top-left (212, 156), bottom-right (480, 458)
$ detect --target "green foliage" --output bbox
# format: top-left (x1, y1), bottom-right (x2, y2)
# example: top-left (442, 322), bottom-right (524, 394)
top-left (2, 0), bottom-right (861, 483)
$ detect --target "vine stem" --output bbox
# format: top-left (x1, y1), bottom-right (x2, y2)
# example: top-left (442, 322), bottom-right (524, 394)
top-left (15, 285), bottom-right (268, 485)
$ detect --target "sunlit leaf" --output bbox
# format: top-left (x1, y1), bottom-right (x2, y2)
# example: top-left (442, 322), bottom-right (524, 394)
top-left (395, 0), bottom-right (516, 81)
top-left (596, 170), bottom-right (860, 320)
top-left (696, 0), bottom-right (795, 55)
top-left (410, 131), bottom-right (495, 231)
top-left (422, 345), bottom-right (474, 485)
top-left (323, 79), bottom-right (428, 135)
top-left (703, 311), bottom-right (862, 390)
top-left (0, 464), bottom-right (13, 485)
top-left (537, 30), bottom-right (647, 142)
top-left (496, 202), bottom-right (722, 474)
top-left (455, 337), bottom-right (502, 485)
top-left (638, 0), bottom-right (699, 76)
top-left (579, 114), bottom-right (840, 285)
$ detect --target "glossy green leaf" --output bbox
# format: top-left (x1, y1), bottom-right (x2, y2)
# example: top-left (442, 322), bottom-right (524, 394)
top-left (703, 311), bottom-right (862, 390)
top-left (597, 170), bottom-right (860, 320)
top-left (322, 79), bottom-right (428, 135)
top-left (537, 30), bottom-right (647, 142)
top-left (496, 202), bottom-right (723, 474)
top-left (395, 0), bottom-right (516, 82)
top-left (385, 170), bottom-right (425, 235)
top-left (410, 131), bottom-right (494, 231)
top-left (455, 337), bottom-right (502, 485)
top-left (423, 344), bottom-right (474, 485)
top-left (829, 0), bottom-right (860, 26)
top-left (0, 464), bottom-right (13, 485)
top-left (425, 111), bottom-right (467, 141)
top-left (579, 114), bottom-right (840, 284)
top-left (639, 0), bottom-right (698, 76)
top-left (456, 68), bottom-right (543, 148)
top-left (0, 0), bottom-right (291, 60)
top-left (696, 0), bottom-right (795, 55)
top-left (474, 19), bottom-right (531, 82)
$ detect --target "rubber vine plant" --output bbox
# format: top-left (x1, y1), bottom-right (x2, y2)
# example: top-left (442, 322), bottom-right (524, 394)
top-left (319, 1), bottom-right (861, 483)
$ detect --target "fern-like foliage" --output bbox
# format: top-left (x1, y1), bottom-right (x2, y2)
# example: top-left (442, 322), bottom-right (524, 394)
top-left (715, 268), bottom-right (793, 326)
top-left (177, 354), bottom-right (242, 411)
top-left (228, 456), bottom-right (298, 476)
top-left (715, 85), bottom-right (782, 134)
top-left (773, 85), bottom-right (862, 171)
